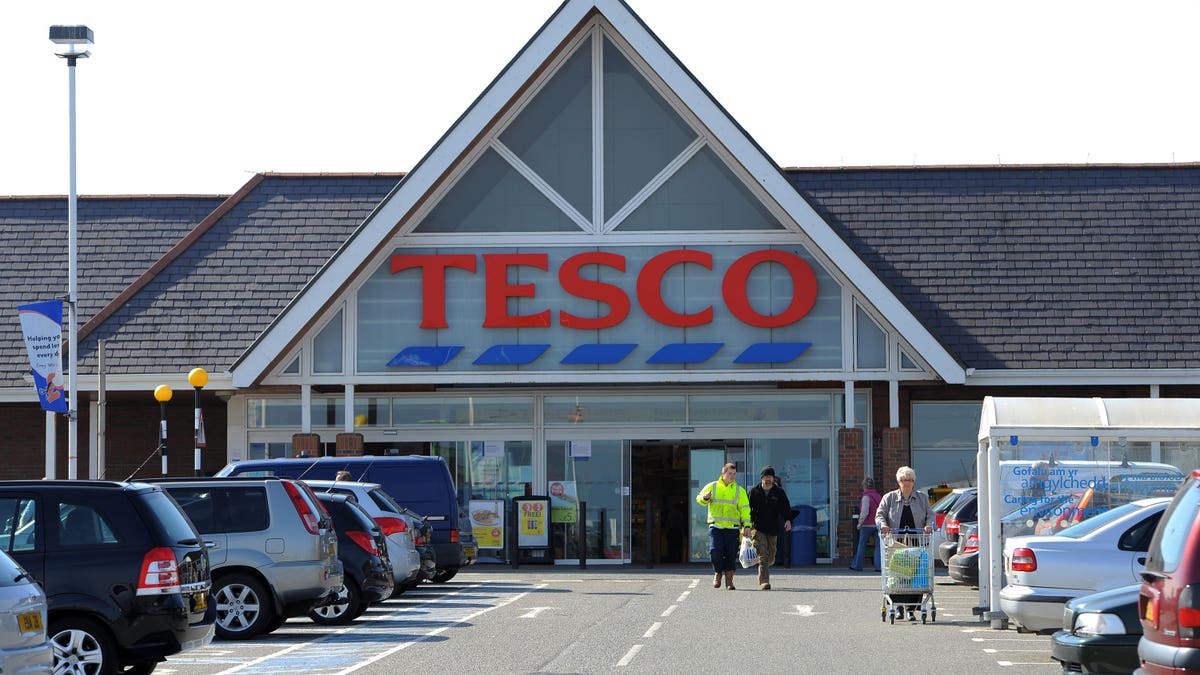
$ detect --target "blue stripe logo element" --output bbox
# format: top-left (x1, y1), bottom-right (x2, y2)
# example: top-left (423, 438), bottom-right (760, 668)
top-left (560, 343), bottom-right (637, 365)
top-left (646, 343), bottom-right (723, 364)
top-left (474, 344), bottom-right (550, 366)
top-left (387, 346), bottom-right (463, 367)
top-left (733, 342), bottom-right (811, 364)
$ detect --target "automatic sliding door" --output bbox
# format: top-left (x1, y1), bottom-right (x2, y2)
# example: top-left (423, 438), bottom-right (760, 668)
top-left (547, 440), bottom-right (630, 563)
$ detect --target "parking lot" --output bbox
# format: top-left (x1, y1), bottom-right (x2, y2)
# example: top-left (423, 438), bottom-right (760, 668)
top-left (156, 566), bottom-right (1060, 674)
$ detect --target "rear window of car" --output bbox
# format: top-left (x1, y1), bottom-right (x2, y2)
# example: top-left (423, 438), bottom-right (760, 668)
top-left (140, 489), bottom-right (201, 543)
top-left (1146, 478), bottom-right (1200, 574)
top-left (167, 486), bottom-right (271, 534)
top-left (933, 490), bottom-right (964, 514)
top-left (366, 488), bottom-right (403, 515)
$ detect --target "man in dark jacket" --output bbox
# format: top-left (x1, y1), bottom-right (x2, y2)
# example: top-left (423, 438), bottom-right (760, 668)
top-left (748, 466), bottom-right (792, 590)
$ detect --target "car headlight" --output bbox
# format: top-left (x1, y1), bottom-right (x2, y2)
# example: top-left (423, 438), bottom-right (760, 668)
top-left (1074, 612), bottom-right (1127, 635)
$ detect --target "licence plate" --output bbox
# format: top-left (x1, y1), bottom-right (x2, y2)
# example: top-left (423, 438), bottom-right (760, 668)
top-left (464, 546), bottom-right (476, 558)
top-left (191, 592), bottom-right (208, 612)
top-left (17, 611), bottom-right (42, 633)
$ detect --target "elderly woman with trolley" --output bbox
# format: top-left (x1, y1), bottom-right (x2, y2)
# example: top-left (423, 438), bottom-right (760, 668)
top-left (874, 466), bottom-right (937, 623)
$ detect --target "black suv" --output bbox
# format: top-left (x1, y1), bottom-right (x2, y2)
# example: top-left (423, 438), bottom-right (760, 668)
top-left (0, 480), bottom-right (214, 674)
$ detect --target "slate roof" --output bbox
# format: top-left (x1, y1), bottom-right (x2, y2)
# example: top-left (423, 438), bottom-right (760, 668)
top-left (2, 165), bottom-right (1197, 389)
top-left (73, 174), bottom-right (402, 381)
top-left (787, 164), bottom-right (1200, 370)
top-left (0, 196), bottom-right (224, 388)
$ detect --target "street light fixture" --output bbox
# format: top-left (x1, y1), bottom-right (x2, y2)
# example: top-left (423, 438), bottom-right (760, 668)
top-left (50, 25), bottom-right (93, 480)
top-left (188, 368), bottom-right (208, 477)
top-left (154, 385), bottom-right (172, 478)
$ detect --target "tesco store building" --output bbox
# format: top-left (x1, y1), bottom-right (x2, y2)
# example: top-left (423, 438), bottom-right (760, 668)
top-left (227, 0), bottom-right (963, 566)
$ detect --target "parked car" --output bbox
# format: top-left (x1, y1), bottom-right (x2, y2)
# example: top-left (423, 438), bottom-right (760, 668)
top-left (0, 480), bottom-right (214, 674)
top-left (458, 508), bottom-right (477, 567)
top-left (304, 480), bottom-right (421, 595)
top-left (151, 477), bottom-right (343, 640)
top-left (1000, 497), bottom-right (1169, 633)
top-left (0, 548), bottom-right (50, 674)
top-left (938, 491), bottom-right (977, 566)
top-left (931, 488), bottom-right (975, 568)
top-left (947, 522), bottom-right (979, 585)
top-left (1051, 583), bottom-right (1142, 675)
top-left (1137, 468), bottom-right (1200, 674)
top-left (309, 493), bottom-right (393, 624)
top-left (218, 456), bottom-right (467, 582)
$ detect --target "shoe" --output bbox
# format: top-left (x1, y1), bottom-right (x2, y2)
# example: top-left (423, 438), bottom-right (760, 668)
top-left (713, 573), bottom-right (721, 588)
top-left (724, 570), bottom-right (736, 590)
top-left (848, 566), bottom-right (862, 571)
top-left (760, 583), bottom-right (771, 590)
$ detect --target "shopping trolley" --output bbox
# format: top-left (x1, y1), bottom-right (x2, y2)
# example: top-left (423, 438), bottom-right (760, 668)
top-left (880, 529), bottom-right (936, 624)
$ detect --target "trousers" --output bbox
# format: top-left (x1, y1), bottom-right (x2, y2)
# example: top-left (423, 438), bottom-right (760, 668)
top-left (708, 526), bottom-right (740, 573)
top-left (752, 529), bottom-right (778, 585)
top-left (851, 525), bottom-right (881, 570)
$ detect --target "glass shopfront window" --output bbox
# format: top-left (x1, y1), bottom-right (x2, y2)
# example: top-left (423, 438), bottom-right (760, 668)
top-left (547, 440), bottom-right (630, 562)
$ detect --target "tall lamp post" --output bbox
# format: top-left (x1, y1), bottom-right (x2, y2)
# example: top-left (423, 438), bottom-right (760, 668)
top-left (188, 368), bottom-right (208, 477)
top-left (154, 385), bottom-right (172, 478)
top-left (50, 25), bottom-right (93, 480)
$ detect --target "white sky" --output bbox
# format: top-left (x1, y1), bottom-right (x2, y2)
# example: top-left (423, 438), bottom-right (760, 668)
top-left (4, 0), bottom-right (1199, 197)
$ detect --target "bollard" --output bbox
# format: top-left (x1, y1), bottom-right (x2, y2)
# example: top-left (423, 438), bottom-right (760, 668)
top-left (645, 500), bottom-right (654, 569)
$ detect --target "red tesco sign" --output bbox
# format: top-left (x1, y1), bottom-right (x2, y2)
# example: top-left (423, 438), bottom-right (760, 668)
top-left (390, 249), bottom-right (818, 330)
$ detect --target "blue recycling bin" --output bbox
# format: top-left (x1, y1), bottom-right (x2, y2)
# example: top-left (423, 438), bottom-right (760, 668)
top-left (790, 505), bottom-right (817, 566)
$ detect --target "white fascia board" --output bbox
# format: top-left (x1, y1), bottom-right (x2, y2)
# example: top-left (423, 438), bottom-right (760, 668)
top-left (966, 369), bottom-right (1200, 386)
top-left (599, 0), bottom-right (963, 385)
top-left (231, 2), bottom-right (594, 389)
top-left (0, 372), bottom-right (235, 401)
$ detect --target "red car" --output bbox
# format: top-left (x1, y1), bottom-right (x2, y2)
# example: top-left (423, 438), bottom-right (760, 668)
top-left (1137, 469), bottom-right (1200, 674)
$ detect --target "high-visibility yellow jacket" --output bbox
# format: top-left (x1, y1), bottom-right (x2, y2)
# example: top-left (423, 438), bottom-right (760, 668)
top-left (695, 477), bottom-right (751, 530)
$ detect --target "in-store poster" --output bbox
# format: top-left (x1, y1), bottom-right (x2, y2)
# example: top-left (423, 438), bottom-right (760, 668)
top-left (548, 480), bottom-right (578, 523)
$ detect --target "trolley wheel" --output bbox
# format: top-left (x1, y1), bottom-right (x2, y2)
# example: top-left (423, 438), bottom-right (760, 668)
top-left (921, 612), bottom-right (927, 625)
top-left (931, 609), bottom-right (936, 622)
top-left (881, 609), bottom-right (886, 622)
top-left (889, 612), bottom-right (895, 625)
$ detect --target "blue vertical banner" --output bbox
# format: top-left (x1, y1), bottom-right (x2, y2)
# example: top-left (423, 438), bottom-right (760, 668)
top-left (17, 301), bottom-right (68, 413)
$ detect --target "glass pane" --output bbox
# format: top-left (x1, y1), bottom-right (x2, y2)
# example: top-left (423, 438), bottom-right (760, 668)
top-left (416, 149), bottom-right (580, 233)
top-left (247, 399), bottom-right (302, 428)
top-left (603, 37), bottom-right (696, 220)
top-left (753, 438), bottom-right (832, 558)
top-left (544, 394), bottom-right (685, 425)
top-left (353, 398), bottom-right (391, 427)
top-left (548, 439), bottom-right (625, 561)
top-left (689, 393), bottom-right (832, 423)
top-left (616, 146), bottom-right (784, 231)
top-left (911, 402), bottom-right (983, 449)
top-left (833, 393), bottom-right (870, 425)
top-left (310, 398), bottom-right (344, 427)
top-left (313, 310), bottom-right (343, 374)
top-left (855, 306), bottom-right (886, 370)
top-left (282, 356), bottom-right (300, 374)
top-left (500, 37), bottom-right (592, 218)
top-left (391, 396), bottom-right (533, 425)
top-left (899, 350), bottom-right (919, 371)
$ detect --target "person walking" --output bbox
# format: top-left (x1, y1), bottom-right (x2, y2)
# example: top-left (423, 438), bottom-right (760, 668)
top-left (748, 466), bottom-right (792, 590)
top-left (849, 477), bottom-right (882, 571)
top-left (696, 462), bottom-right (751, 590)
top-left (875, 466), bottom-right (934, 536)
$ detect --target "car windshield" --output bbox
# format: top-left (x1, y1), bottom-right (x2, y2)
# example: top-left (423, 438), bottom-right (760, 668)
top-left (1055, 501), bottom-right (1147, 539)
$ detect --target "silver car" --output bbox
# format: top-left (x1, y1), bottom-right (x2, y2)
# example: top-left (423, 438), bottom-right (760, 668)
top-left (0, 549), bottom-right (50, 674)
top-left (304, 480), bottom-right (421, 594)
top-left (156, 478), bottom-right (343, 639)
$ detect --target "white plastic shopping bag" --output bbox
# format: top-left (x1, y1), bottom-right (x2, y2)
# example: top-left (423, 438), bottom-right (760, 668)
top-left (738, 534), bottom-right (760, 568)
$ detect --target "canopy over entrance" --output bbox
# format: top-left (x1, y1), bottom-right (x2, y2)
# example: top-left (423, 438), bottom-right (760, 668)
top-left (976, 396), bottom-right (1200, 628)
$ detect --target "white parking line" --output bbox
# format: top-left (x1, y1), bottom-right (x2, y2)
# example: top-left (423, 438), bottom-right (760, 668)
top-left (643, 622), bottom-right (662, 638)
top-left (676, 590), bottom-right (691, 602)
top-left (616, 644), bottom-right (643, 667)
top-left (519, 606), bottom-right (552, 618)
top-left (661, 605), bottom-right (677, 617)
top-left (997, 661), bottom-right (1058, 667)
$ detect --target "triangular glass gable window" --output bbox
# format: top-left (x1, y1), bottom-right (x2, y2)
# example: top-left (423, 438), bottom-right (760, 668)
top-left (412, 20), bottom-right (784, 235)
top-left (282, 355), bottom-right (300, 375)
top-left (418, 148), bottom-right (582, 233)
top-left (602, 37), bottom-right (696, 222)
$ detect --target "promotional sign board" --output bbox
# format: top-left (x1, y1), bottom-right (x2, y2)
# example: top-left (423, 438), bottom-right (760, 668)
top-left (468, 499), bottom-right (504, 549)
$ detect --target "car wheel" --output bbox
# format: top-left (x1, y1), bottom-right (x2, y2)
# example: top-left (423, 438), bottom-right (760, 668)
top-left (431, 569), bottom-right (457, 583)
top-left (50, 616), bottom-right (117, 675)
top-left (214, 574), bottom-right (274, 640)
top-left (262, 614), bottom-right (286, 635)
top-left (309, 581), bottom-right (360, 626)
top-left (119, 661), bottom-right (159, 674)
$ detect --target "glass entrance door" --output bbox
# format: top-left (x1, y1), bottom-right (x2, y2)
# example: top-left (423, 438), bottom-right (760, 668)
top-left (547, 440), bottom-right (631, 564)
top-left (688, 447), bottom-right (728, 563)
